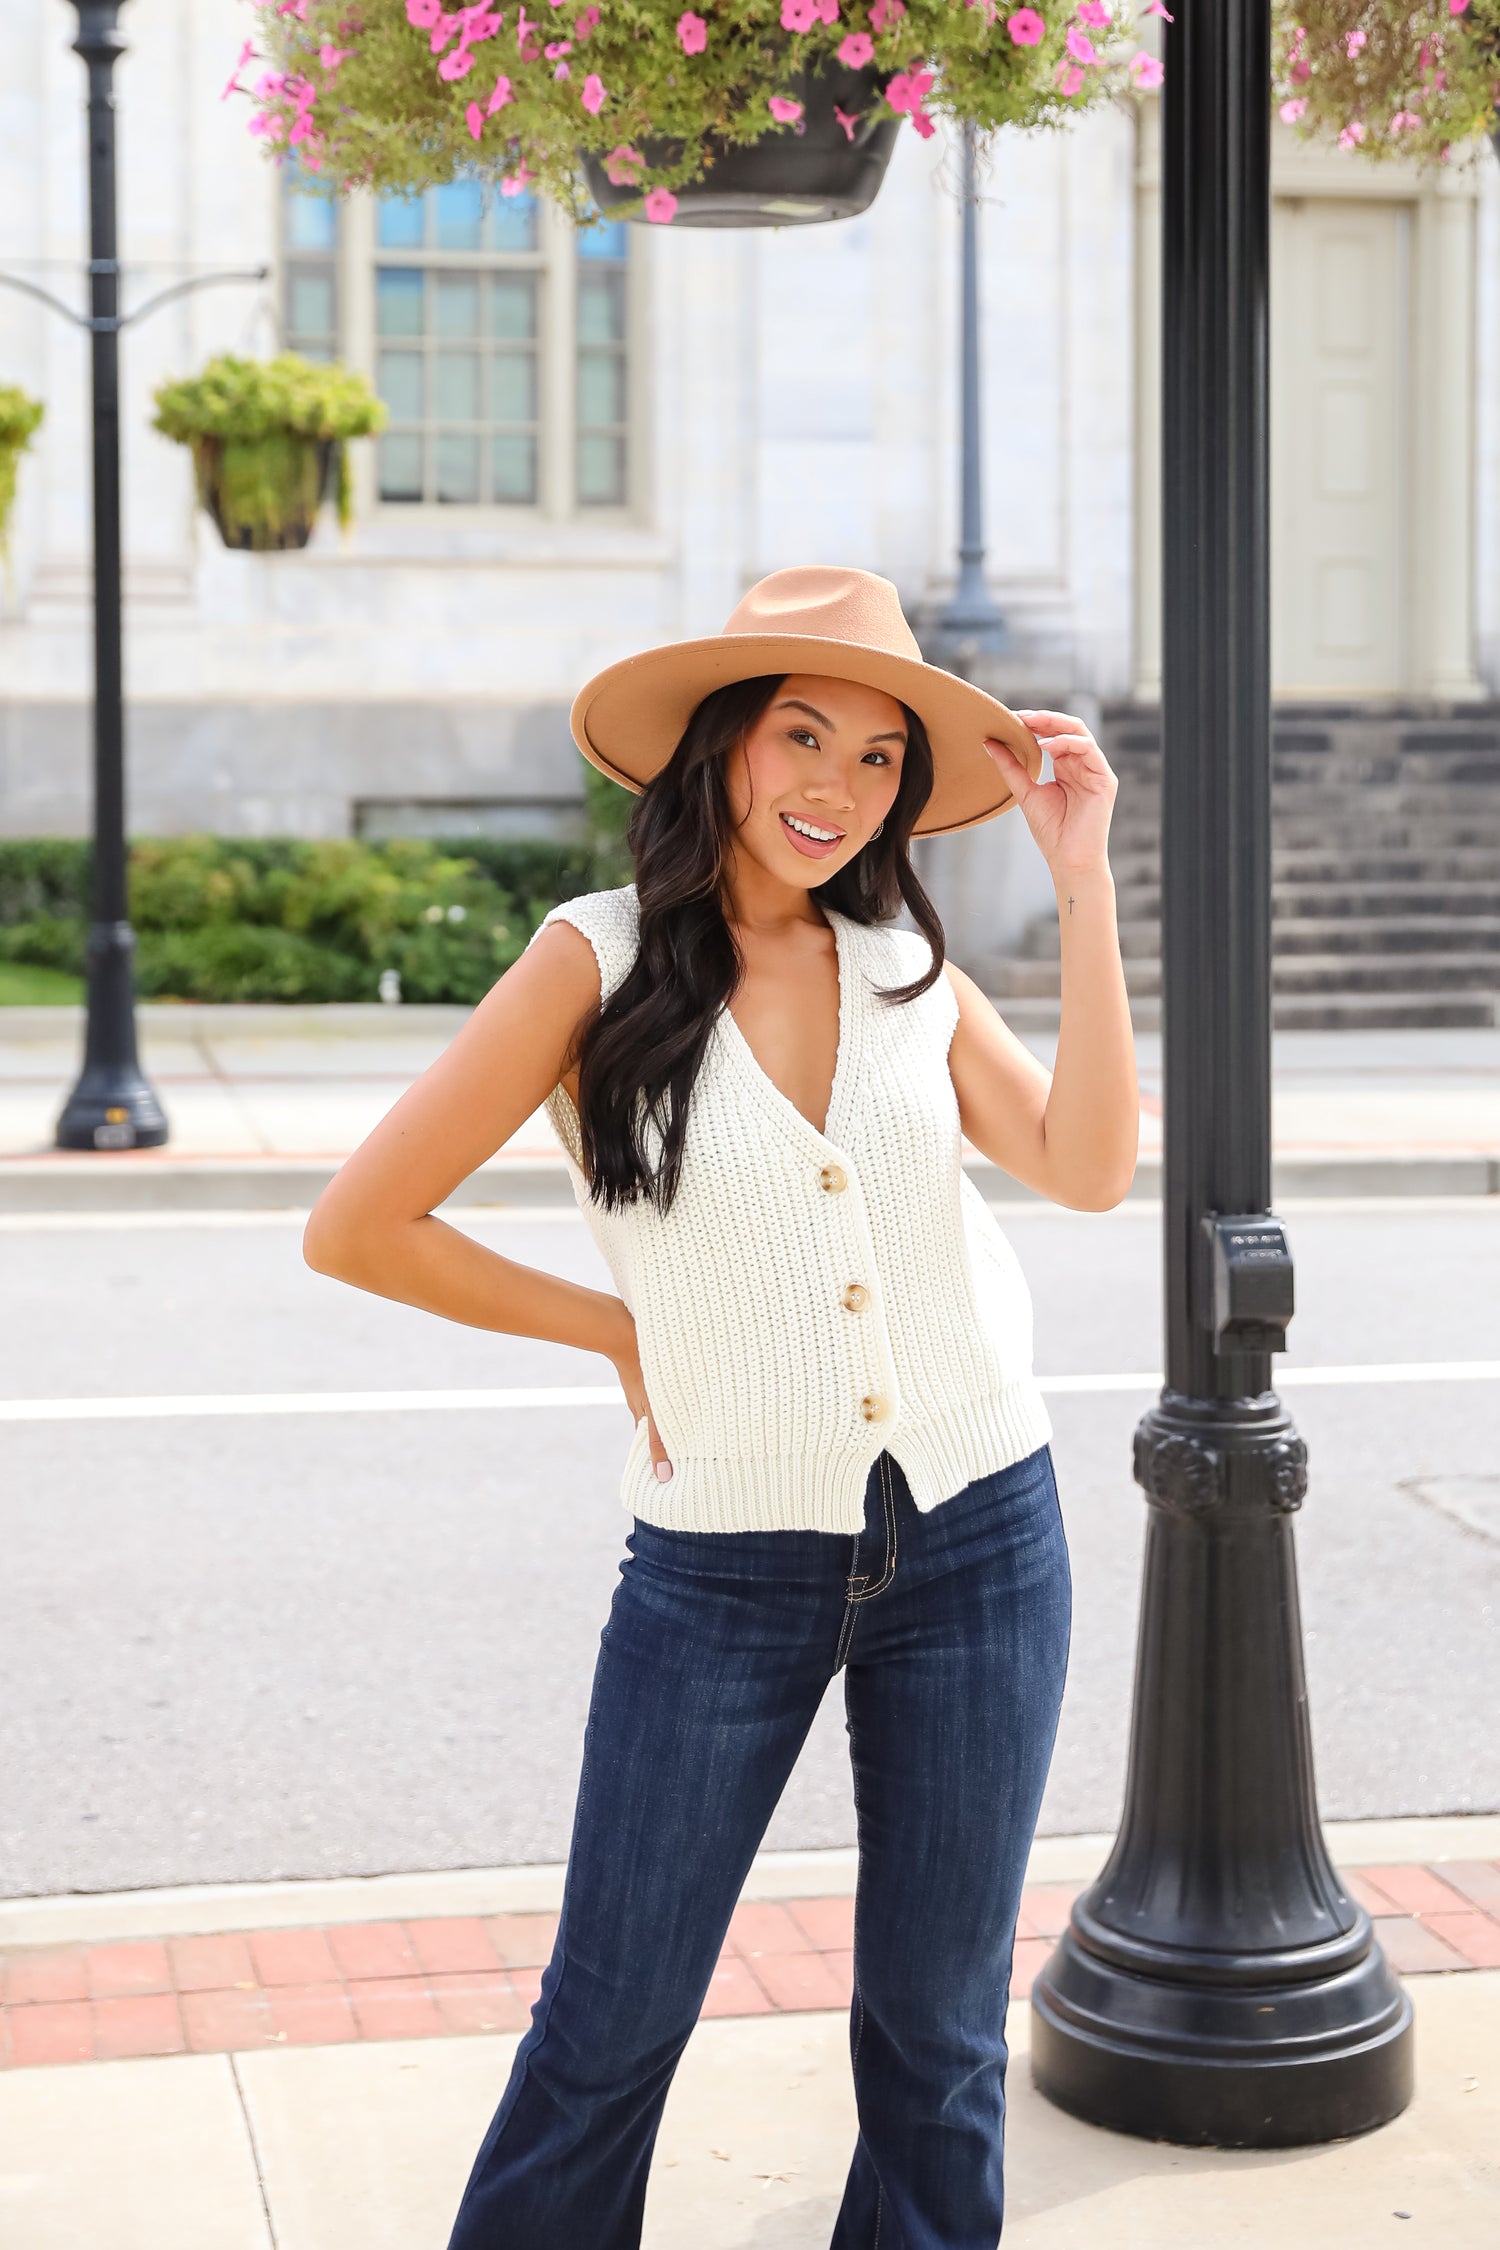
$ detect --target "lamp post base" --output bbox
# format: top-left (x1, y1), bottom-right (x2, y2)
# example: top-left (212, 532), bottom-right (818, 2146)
top-left (1031, 1938), bottom-right (1413, 2148)
top-left (55, 919), bottom-right (168, 1151)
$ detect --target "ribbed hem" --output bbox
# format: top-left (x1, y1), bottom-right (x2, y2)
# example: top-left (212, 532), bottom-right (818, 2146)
top-left (622, 1378), bottom-right (1055, 1535)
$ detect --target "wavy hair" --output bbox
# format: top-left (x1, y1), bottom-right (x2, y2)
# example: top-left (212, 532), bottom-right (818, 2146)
top-left (572, 674), bottom-right (945, 1215)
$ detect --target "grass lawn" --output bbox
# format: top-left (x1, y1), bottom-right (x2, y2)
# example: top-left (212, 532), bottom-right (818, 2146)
top-left (0, 963), bottom-right (85, 1004)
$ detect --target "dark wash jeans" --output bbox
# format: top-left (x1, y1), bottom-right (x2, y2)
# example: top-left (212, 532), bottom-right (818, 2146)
top-left (445, 1443), bottom-right (1071, 2250)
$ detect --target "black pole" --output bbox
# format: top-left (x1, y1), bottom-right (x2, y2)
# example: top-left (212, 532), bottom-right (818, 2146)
top-left (1028, 1), bottom-right (1413, 2145)
top-left (56, 0), bottom-right (167, 1153)
top-left (933, 122), bottom-right (1007, 661)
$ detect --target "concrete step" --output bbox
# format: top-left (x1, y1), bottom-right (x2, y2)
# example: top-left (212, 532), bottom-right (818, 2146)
top-left (1270, 883), bottom-right (1500, 918)
top-left (1270, 849), bottom-right (1500, 884)
top-left (1270, 992), bottom-right (1497, 1030)
top-left (1270, 917), bottom-right (1500, 955)
top-left (1272, 953), bottom-right (1500, 994)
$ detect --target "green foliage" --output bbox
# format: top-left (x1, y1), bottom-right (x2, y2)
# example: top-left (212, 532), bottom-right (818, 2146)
top-left (251, 0), bottom-right (1126, 216)
top-left (0, 382), bottom-right (44, 557)
top-left (0, 962), bottom-right (82, 1004)
top-left (0, 827), bottom-right (629, 1005)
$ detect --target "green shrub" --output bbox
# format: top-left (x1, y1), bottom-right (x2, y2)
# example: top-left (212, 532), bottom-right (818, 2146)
top-left (0, 829), bottom-right (628, 1004)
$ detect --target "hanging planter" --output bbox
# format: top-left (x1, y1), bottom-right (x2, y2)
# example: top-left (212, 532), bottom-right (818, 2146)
top-left (152, 353), bottom-right (385, 554)
top-left (230, 1), bottom-right (1148, 228)
top-left (579, 59), bottom-right (900, 226)
top-left (0, 384), bottom-right (44, 567)
top-left (1271, 1), bottom-right (1500, 166)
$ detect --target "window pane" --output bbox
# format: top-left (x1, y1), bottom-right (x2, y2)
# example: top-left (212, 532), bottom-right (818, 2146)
top-left (577, 268), bottom-right (624, 346)
top-left (577, 218), bottom-right (626, 261)
top-left (378, 350), bottom-right (424, 421)
top-left (488, 191), bottom-right (539, 252)
top-left (435, 432), bottom-right (482, 502)
top-left (435, 351), bottom-right (481, 420)
top-left (491, 432), bottom-right (537, 504)
top-left (436, 273), bottom-right (480, 337)
top-left (489, 274), bottom-right (537, 341)
top-left (436, 179), bottom-right (484, 250)
top-left (377, 193), bottom-right (426, 249)
top-left (576, 431), bottom-right (625, 506)
top-left (379, 431), bottom-right (424, 501)
top-left (577, 351), bottom-right (624, 431)
top-left (489, 351), bottom-right (536, 425)
top-left (288, 270), bottom-right (335, 343)
top-left (377, 267), bottom-right (425, 337)
top-left (286, 193), bottom-right (338, 253)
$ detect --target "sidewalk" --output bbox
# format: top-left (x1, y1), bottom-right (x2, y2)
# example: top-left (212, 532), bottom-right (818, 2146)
top-left (2, 1006), bottom-right (1499, 1209)
top-left (2, 1821), bottom-right (1498, 2246)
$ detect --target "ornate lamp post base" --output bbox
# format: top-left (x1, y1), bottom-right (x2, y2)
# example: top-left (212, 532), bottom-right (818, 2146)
top-left (55, 921), bottom-right (167, 1150)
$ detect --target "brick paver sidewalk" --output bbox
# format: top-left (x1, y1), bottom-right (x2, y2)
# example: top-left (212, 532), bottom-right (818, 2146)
top-left (4, 1857), bottom-right (1498, 2072)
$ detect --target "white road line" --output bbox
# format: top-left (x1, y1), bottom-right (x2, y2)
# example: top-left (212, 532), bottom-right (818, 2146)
top-left (0, 1363), bottom-right (1496, 1424)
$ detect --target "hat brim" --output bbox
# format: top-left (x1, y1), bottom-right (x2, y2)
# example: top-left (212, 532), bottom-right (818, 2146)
top-left (569, 634), bottom-right (1042, 837)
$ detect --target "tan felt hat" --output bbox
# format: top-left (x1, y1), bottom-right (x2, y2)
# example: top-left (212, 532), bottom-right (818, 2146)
top-left (568, 566), bottom-right (1042, 837)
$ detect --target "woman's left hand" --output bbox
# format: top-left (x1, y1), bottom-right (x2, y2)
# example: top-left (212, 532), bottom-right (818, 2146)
top-left (983, 710), bottom-right (1118, 883)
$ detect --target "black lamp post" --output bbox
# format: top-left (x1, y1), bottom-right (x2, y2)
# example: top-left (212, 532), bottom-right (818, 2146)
top-left (931, 121), bottom-right (1008, 664)
top-left (54, 0), bottom-right (166, 1151)
top-left (1029, 1), bottom-right (1414, 2145)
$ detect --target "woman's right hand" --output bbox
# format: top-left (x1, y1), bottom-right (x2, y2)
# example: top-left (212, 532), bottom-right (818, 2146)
top-left (613, 1331), bottom-right (673, 1485)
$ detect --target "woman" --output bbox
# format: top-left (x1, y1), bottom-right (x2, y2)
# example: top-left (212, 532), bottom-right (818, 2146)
top-left (304, 566), bottom-right (1137, 2248)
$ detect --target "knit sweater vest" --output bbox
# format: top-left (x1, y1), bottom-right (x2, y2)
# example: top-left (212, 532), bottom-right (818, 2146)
top-left (527, 884), bottom-right (1052, 1534)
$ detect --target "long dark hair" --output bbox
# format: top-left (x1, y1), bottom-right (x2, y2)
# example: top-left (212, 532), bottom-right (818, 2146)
top-left (572, 674), bottom-right (946, 1215)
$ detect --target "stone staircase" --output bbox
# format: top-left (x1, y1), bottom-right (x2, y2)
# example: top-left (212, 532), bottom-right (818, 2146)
top-left (977, 706), bottom-right (1500, 1031)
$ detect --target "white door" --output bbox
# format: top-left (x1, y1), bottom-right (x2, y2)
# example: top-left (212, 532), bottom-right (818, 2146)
top-left (1271, 197), bottom-right (1407, 695)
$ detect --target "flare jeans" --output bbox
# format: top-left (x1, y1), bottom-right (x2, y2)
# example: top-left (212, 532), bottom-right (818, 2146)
top-left (444, 1442), bottom-right (1072, 2250)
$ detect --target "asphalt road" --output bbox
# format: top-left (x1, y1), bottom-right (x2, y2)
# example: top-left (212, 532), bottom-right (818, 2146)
top-left (2, 1200), bottom-right (1497, 1897)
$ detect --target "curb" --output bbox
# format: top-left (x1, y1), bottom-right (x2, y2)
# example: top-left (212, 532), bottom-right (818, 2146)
top-left (3, 1815), bottom-right (1498, 1951)
top-left (0, 1149), bottom-right (1496, 1214)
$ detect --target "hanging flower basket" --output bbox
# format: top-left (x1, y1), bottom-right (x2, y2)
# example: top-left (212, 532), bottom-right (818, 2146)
top-left (0, 384), bottom-right (44, 565)
top-left (192, 432), bottom-right (336, 552)
top-left (1272, 0), bottom-right (1500, 167)
top-left (580, 59), bottom-right (900, 226)
top-left (152, 353), bottom-right (386, 554)
top-left (230, 1), bottom-right (1152, 227)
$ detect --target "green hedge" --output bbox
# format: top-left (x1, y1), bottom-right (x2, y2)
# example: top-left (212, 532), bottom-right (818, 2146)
top-left (0, 823), bottom-right (632, 1004)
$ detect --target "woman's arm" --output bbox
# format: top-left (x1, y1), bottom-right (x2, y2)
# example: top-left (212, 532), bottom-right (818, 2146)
top-left (302, 919), bottom-right (637, 1379)
top-left (943, 710), bottom-right (1138, 1212)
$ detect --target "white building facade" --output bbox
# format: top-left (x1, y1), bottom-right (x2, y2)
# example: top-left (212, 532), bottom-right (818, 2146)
top-left (2, 1), bottom-right (1497, 866)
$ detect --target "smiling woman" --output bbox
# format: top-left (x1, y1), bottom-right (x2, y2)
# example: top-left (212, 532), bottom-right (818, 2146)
top-left (300, 562), bottom-right (1136, 2248)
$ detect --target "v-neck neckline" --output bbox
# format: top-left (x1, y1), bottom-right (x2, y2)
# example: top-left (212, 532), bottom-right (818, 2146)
top-left (718, 907), bottom-right (856, 1151)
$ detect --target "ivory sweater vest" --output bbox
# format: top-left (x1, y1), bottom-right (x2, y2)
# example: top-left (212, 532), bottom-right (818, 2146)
top-left (528, 884), bottom-right (1052, 1534)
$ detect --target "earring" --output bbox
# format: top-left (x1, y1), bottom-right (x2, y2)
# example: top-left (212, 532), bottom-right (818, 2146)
top-left (871, 819), bottom-right (885, 840)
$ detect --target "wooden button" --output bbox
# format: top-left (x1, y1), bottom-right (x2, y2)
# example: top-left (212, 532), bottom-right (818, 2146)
top-left (841, 1283), bottom-right (869, 1313)
top-left (860, 1393), bottom-right (887, 1422)
top-left (819, 1164), bottom-right (847, 1193)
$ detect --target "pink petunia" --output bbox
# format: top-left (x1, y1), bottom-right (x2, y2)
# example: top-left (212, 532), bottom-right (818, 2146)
top-left (1278, 96), bottom-right (1307, 122)
top-left (1076, 1), bottom-right (1110, 23)
top-left (438, 46), bottom-right (475, 75)
top-left (576, 4), bottom-right (601, 28)
top-left (1290, 57), bottom-right (1310, 81)
top-left (1345, 27), bottom-right (1366, 56)
top-left (834, 104), bottom-right (859, 140)
top-left (545, 38), bottom-right (572, 55)
top-left (1129, 51), bottom-right (1163, 90)
top-left (811, 0), bottom-right (841, 21)
top-left (554, 58), bottom-right (570, 75)
top-left (1057, 62), bottom-right (1084, 94)
top-left (839, 31), bottom-right (873, 65)
top-left (248, 110), bottom-right (285, 139)
top-left (253, 70), bottom-right (286, 98)
top-left (909, 108), bottom-right (935, 137)
top-left (501, 163), bottom-right (532, 195)
top-left (603, 142), bottom-right (644, 184)
top-left (869, 0), bottom-right (905, 29)
top-left (466, 100), bottom-right (485, 137)
top-left (885, 68), bottom-right (934, 115)
top-left (581, 71), bottom-right (607, 111)
top-left (1145, 1), bottom-right (1172, 16)
top-left (644, 186), bottom-right (678, 223)
top-left (488, 72), bottom-right (515, 109)
top-left (318, 44), bottom-right (353, 71)
top-left (1065, 28), bottom-right (1097, 64)
top-left (288, 108), bottom-right (317, 142)
top-left (1338, 121), bottom-right (1367, 147)
top-left (677, 10), bottom-right (707, 51)
top-left (220, 37), bottom-right (256, 101)
top-left (1450, 0), bottom-right (1469, 14)
top-left (769, 94), bottom-right (805, 122)
top-left (1389, 109), bottom-right (1421, 133)
top-left (782, 0), bottom-right (817, 28)
top-left (406, 0), bottom-right (442, 23)
top-left (460, 5), bottom-right (503, 35)
top-left (1006, 8), bottom-right (1044, 44)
